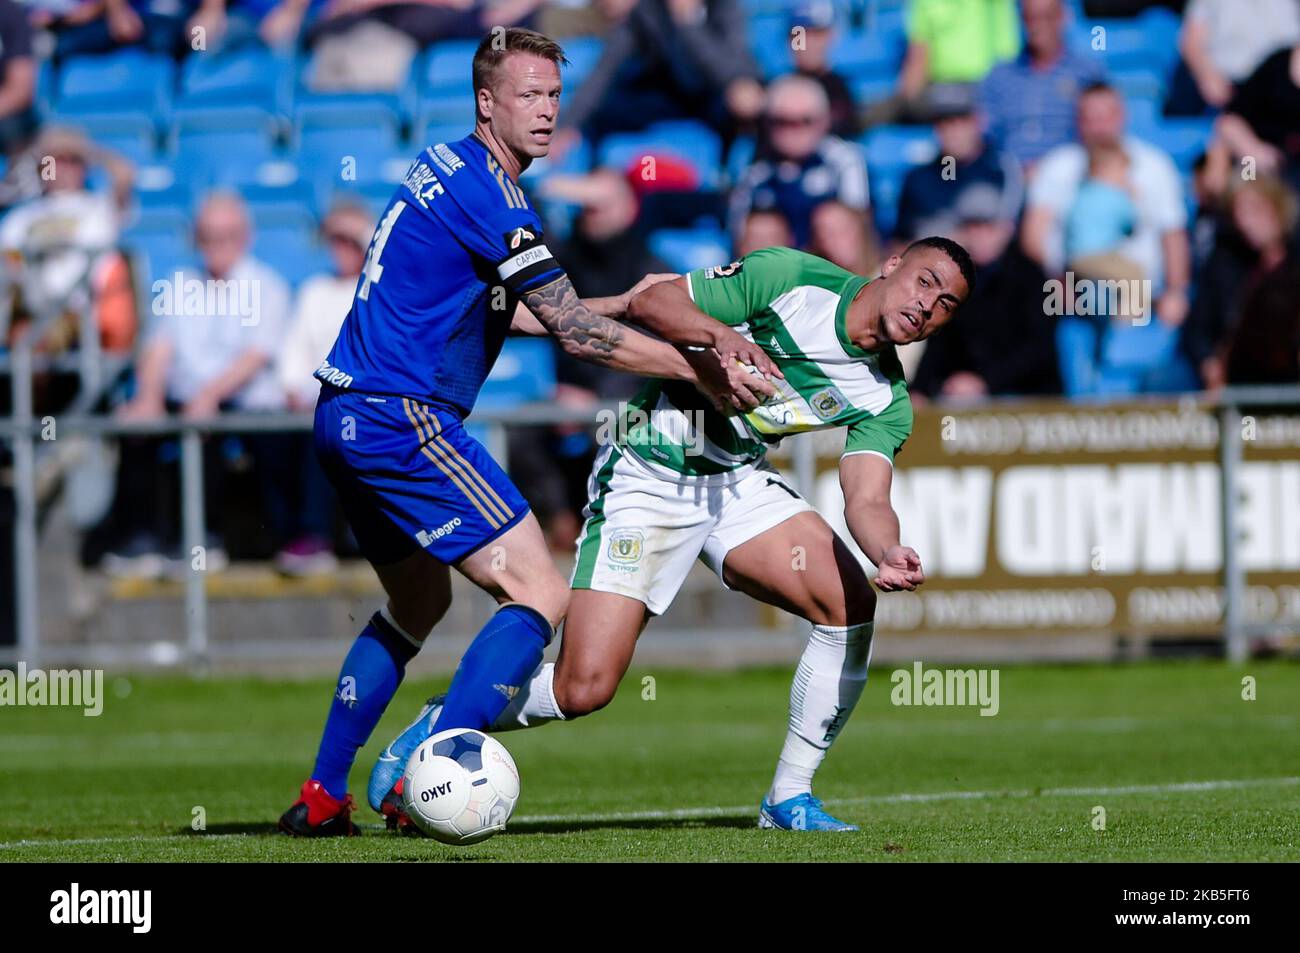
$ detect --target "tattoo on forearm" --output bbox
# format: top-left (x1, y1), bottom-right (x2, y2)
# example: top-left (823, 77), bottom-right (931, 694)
top-left (525, 277), bottom-right (625, 365)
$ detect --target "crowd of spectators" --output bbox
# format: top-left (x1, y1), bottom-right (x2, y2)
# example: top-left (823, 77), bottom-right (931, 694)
top-left (2, 0), bottom-right (1299, 566)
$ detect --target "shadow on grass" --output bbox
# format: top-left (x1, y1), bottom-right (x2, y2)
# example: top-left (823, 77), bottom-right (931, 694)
top-left (172, 813), bottom-right (759, 841)
top-left (507, 814), bottom-right (755, 835)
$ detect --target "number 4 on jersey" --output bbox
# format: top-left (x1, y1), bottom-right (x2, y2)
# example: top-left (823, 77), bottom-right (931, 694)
top-left (358, 201), bottom-right (406, 301)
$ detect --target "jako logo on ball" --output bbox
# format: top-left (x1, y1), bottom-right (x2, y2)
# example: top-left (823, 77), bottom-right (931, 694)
top-left (401, 728), bottom-right (520, 845)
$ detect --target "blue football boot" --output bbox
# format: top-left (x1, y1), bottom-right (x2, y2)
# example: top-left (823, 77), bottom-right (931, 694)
top-left (758, 793), bottom-right (859, 831)
top-left (367, 694), bottom-right (445, 822)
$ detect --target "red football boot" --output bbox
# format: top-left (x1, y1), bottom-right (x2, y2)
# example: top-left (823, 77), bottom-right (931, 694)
top-left (278, 780), bottom-right (360, 837)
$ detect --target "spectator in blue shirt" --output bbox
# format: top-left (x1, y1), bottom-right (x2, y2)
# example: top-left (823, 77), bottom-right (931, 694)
top-left (894, 83), bottom-right (1023, 245)
top-left (979, 0), bottom-right (1104, 170)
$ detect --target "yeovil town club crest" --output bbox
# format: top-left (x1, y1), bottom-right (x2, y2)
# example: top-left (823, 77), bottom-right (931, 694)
top-left (809, 386), bottom-right (848, 420)
top-left (607, 529), bottom-right (644, 566)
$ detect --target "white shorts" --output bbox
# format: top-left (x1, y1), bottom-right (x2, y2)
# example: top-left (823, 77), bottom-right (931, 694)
top-left (569, 445), bottom-right (815, 615)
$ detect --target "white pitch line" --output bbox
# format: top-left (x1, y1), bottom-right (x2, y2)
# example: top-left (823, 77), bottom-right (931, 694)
top-left (512, 776), bottom-right (1300, 823)
top-left (0, 776), bottom-right (1295, 851)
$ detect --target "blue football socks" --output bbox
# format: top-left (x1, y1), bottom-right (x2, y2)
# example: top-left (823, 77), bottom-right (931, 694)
top-left (312, 610), bottom-right (421, 800)
top-left (432, 603), bottom-right (553, 733)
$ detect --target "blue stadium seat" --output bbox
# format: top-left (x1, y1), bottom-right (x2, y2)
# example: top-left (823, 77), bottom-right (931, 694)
top-left (1124, 95), bottom-right (1161, 132)
top-left (294, 98), bottom-right (403, 142)
top-left (35, 58), bottom-right (55, 117)
top-left (178, 48), bottom-right (292, 113)
top-left (561, 36), bottom-right (604, 88)
top-left (330, 181), bottom-right (401, 219)
top-left (861, 125), bottom-right (938, 170)
top-left (749, 14), bottom-right (795, 80)
top-left (1137, 118), bottom-right (1214, 172)
top-left (133, 163), bottom-right (193, 212)
top-left (252, 223), bottom-right (332, 288)
top-left (412, 97), bottom-right (477, 138)
top-left (475, 338), bottom-right (558, 412)
top-left (50, 111), bottom-right (158, 164)
top-left (1087, 9), bottom-right (1181, 76)
top-left (849, 75), bottom-right (895, 108)
top-left (868, 165), bottom-right (906, 240)
top-left (518, 135), bottom-right (593, 182)
top-left (241, 180), bottom-right (321, 224)
top-left (597, 121), bottom-right (723, 188)
top-left (416, 121), bottom-right (470, 150)
top-left (725, 135), bottom-right (756, 185)
top-left (169, 108), bottom-right (280, 188)
top-left (121, 213), bottom-right (196, 286)
top-left (1109, 66), bottom-right (1167, 103)
top-left (297, 123), bottom-right (403, 189)
top-left (649, 228), bottom-right (732, 274)
top-left (831, 29), bottom-right (905, 75)
top-left (423, 40), bottom-right (480, 95)
top-left (56, 50), bottom-right (174, 117)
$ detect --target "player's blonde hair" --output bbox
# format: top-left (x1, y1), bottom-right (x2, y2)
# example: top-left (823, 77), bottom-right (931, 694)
top-left (472, 28), bottom-right (568, 96)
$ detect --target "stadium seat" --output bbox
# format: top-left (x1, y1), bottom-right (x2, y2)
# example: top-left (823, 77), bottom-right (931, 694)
top-left (177, 48), bottom-right (292, 113)
top-left (121, 212), bottom-right (196, 286)
top-left (1087, 9), bottom-right (1181, 76)
top-left (475, 338), bottom-right (558, 411)
top-left (725, 136), bottom-right (756, 186)
top-left (649, 227), bottom-right (732, 274)
top-left (252, 223), bottom-right (333, 288)
top-left (50, 111), bottom-right (158, 165)
top-left (132, 163), bottom-right (193, 212)
top-left (1109, 66), bottom-right (1167, 104)
top-left (831, 29), bottom-right (905, 75)
top-left (868, 169), bottom-right (905, 240)
top-left (422, 40), bottom-right (481, 95)
top-left (35, 58), bottom-right (55, 117)
top-left (560, 36), bottom-right (604, 88)
top-left (518, 135), bottom-right (593, 182)
top-left (1137, 118), bottom-right (1214, 172)
top-left (169, 108), bottom-right (281, 189)
top-left (241, 180), bottom-right (321, 224)
top-left (749, 14), bottom-right (795, 80)
top-left (297, 124), bottom-right (404, 191)
top-left (860, 125), bottom-right (938, 170)
top-left (412, 98), bottom-right (477, 139)
top-left (56, 50), bottom-right (174, 118)
top-left (597, 121), bottom-right (723, 188)
top-left (331, 181), bottom-right (401, 219)
top-left (849, 75), bottom-right (896, 108)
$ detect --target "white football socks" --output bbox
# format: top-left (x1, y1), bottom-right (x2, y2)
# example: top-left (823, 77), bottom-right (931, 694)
top-left (490, 661), bottom-right (566, 731)
top-left (768, 621), bottom-right (874, 804)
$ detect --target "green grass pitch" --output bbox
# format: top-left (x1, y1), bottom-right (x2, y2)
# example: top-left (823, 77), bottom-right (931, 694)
top-left (1, 660), bottom-right (1297, 862)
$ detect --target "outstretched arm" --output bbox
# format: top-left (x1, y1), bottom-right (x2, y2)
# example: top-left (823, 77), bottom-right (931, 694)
top-left (509, 273), bottom-right (679, 335)
top-left (840, 453), bottom-right (924, 592)
top-left (522, 274), bottom-right (768, 410)
top-left (627, 276), bottom-right (782, 380)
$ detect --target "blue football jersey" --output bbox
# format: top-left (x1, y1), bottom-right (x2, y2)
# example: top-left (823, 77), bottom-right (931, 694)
top-left (317, 133), bottom-right (565, 415)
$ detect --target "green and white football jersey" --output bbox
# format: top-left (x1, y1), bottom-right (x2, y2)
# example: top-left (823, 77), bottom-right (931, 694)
top-left (620, 246), bottom-right (913, 476)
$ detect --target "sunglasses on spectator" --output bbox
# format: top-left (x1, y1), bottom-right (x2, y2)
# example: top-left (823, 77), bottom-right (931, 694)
top-left (196, 228), bottom-right (244, 245)
top-left (324, 231), bottom-right (364, 248)
top-left (770, 114), bottom-right (819, 128)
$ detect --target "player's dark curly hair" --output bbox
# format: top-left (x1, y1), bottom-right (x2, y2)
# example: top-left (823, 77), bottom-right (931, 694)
top-left (472, 28), bottom-right (569, 95)
top-left (903, 236), bottom-right (977, 294)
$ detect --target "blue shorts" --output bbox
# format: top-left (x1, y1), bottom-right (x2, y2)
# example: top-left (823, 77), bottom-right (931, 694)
top-left (314, 388), bottom-right (530, 566)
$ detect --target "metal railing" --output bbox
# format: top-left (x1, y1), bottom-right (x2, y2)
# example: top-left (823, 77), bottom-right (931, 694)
top-left (2, 364), bottom-right (1297, 667)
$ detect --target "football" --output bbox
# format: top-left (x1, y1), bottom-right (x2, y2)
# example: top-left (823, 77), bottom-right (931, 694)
top-left (400, 728), bottom-right (520, 845)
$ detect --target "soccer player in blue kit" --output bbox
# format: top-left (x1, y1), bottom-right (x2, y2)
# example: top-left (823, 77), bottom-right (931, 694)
top-left (279, 28), bottom-right (777, 835)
